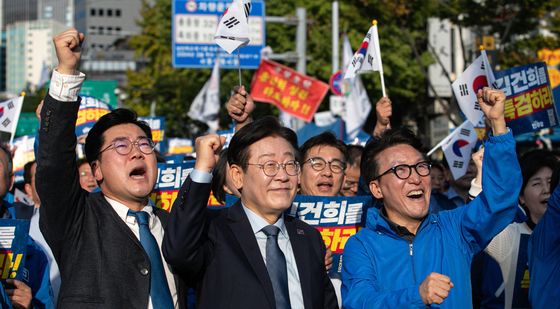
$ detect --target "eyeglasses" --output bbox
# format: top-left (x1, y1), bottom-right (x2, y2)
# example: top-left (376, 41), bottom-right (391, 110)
top-left (98, 137), bottom-right (156, 156)
top-left (247, 160), bottom-right (301, 177)
top-left (374, 161), bottom-right (431, 180)
top-left (303, 157), bottom-right (346, 174)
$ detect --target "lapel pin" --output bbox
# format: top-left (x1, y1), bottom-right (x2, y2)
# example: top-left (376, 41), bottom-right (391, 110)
top-left (297, 229), bottom-right (304, 235)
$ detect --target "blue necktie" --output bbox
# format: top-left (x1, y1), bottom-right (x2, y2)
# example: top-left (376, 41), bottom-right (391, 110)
top-left (129, 210), bottom-right (174, 308)
top-left (261, 225), bottom-right (291, 309)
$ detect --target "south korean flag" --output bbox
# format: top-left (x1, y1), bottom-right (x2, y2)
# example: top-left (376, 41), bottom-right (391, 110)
top-left (441, 120), bottom-right (479, 180)
top-left (452, 51), bottom-right (496, 125)
top-left (214, 0), bottom-right (252, 54)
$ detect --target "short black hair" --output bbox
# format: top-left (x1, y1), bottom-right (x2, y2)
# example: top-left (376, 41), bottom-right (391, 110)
top-left (212, 149), bottom-right (229, 204)
top-left (23, 160), bottom-right (36, 185)
top-left (298, 131), bottom-right (348, 164)
top-left (346, 145), bottom-right (364, 167)
top-left (0, 143), bottom-right (13, 176)
top-left (227, 116), bottom-right (298, 170)
top-left (85, 108), bottom-right (152, 163)
top-left (519, 149), bottom-right (558, 193)
top-left (361, 128), bottom-right (424, 185)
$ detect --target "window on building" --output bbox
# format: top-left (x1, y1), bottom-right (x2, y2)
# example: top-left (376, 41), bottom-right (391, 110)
top-left (116, 27), bottom-right (121, 34)
top-left (107, 27), bottom-right (113, 35)
top-left (108, 9), bottom-right (113, 17)
top-left (90, 8), bottom-right (95, 16)
top-left (116, 9), bottom-right (121, 17)
top-left (98, 27), bottom-right (104, 34)
top-left (89, 26), bottom-right (96, 34)
top-left (99, 9), bottom-right (104, 16)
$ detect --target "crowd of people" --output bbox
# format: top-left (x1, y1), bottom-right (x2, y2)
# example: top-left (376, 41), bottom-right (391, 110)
top-left (0, 28), bottom-right (558, 309)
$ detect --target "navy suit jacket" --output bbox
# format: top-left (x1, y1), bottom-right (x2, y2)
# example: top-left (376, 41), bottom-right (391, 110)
top-left (163, 177), bottom-right (339, 309)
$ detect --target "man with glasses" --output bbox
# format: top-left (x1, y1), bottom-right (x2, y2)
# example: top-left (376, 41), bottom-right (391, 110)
top-left (299, 132), bottom-right (348, 197)
top-left (163, 116), bottom-right (338, 309)
top-left (36, 29), bottom-right (187, 308)
top-left (342, 88), bottom-right (522, 308)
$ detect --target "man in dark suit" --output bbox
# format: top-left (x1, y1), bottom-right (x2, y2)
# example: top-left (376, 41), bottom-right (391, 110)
top-left (36, 29), bottom-right (185, 308)
top-left (163, 116), bottom-right (338, 309)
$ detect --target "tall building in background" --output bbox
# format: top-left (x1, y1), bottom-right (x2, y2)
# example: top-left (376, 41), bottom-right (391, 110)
top-left (6, 19), bottom-right (66, 94)
top-left (75, 0), bottom-right (145, 83)
top-left (38, 0), bottom-right (74, 27)
top-left (2, 0), bottom-right (38, 29)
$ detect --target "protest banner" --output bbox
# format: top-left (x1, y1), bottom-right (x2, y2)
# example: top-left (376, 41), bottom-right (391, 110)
top-left (288, 195), bottom-right (374, 275)
top-left (139, 116), bottom-right (166, 152)
top-left (0, 219), bottom-right (29, 280)
top-left (250, 59), bottom-right (329, 122)
top-left (167, 138), bottom-right (194, 155)
top-left (75, 96), bottom-right (112, 139)
top-left (151, 161), bottom-right (226, 211)
top-left (494, 62), bottom-right (558, 135)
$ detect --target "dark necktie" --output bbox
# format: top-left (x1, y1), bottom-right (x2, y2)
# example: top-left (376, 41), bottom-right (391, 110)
top-left (261, 225), bottom-right (291, 309)
top-left (128, 210), bottom-right (174, 308)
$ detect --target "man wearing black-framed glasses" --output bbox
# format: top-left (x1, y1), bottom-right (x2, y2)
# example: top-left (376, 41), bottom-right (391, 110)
top-left (342, 88), bottom-right (522, 309)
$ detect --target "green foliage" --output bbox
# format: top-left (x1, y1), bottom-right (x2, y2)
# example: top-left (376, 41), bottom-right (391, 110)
top-left (125, 0), bottom-right (559, 138)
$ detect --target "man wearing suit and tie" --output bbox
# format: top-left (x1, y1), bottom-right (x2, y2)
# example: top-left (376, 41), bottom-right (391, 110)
top-left (36, 29), bottom-right (186, 308)
top-left (163, 116), bottom-right (338, 309)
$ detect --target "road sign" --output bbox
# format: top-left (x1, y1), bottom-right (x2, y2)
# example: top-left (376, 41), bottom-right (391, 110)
top-left (172, 0), bottom-right (266, 69)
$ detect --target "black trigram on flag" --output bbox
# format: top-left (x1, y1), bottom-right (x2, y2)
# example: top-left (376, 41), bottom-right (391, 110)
top-left (453, 161), bottom-right (464, 168)
top-left (460, 128), bottom-right (470, 136)
top-left (7, 101), bottom-right (13, 109)
top-left (2, 118), bottom-right (10, 128)
top-left (459, 84), bottom-right (469, 96)
top-left (474, 101), bottom-right (482, 111)
top-left (243, 3), bottom-right (251, 18)
top-left (224, 17), bottom-right (240, 28)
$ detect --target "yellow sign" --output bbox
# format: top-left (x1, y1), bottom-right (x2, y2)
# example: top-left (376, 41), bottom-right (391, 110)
top-left (538, 48), bottom-right (560, 88)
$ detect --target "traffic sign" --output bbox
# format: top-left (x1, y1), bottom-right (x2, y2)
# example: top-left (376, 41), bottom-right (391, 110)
top-left (172, 0), bottom-right (266, 69)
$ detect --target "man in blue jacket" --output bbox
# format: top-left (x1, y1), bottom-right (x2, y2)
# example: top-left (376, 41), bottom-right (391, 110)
top-left (341, 87), bottom-right (521, 308)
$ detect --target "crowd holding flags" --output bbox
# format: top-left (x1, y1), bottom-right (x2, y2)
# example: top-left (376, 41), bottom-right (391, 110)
top-left (0, 96), bottom-right (24, 144)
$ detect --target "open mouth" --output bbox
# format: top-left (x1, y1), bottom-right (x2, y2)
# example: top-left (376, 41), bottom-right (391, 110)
top-left (406, 190), bottom-right (424, 200)
top-left (317, 182), bottom-right (333, 191)
top-left (129, 166), bottom-right (147, 179)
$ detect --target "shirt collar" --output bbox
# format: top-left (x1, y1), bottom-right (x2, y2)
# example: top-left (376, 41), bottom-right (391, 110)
top-left (104, 195), bottom-right (153, 226)
top-left (380, 207), bottom-right (417, 242)
top-left (242, 203), bottom-right (287, 238)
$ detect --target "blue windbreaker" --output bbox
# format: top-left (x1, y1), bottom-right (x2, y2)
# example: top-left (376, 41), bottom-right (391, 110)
top-left (528, 183), bottom-right (560, 308)
top-left (342, 131), bottom-right (521, 308)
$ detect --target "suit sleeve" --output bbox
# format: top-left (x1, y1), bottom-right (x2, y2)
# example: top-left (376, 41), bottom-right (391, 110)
top-left (163, 176), bottom-right (213, 282)
top-left (458, 131), bottom-right (522, 253)
top-left (36, 93), bottom-right (84, 257)
top-left (341, 236), bottom-right (426, 308)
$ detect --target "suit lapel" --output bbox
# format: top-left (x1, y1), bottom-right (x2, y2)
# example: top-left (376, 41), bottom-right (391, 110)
top-left (286, 217), bottom-right (313, 309)
top-left (227, 202), bottom-right (276, 308)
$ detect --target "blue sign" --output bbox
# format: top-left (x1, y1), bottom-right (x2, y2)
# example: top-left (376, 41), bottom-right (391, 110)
top-left (495, 62), bottom-right (559, 135)
top-left (172, 0), bottom-right (266, 69)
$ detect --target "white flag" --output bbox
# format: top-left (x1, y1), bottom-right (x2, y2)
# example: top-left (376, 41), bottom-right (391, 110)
top-left (14, 188), bottom-right (34, 206)
top-left (0, 96), bottom-right (23, 141)
top-left (342, 35), bottom-right (372, 139)
top-left (214, 0), bottom-right (251, 54)
top-left (344, 23), bottom-right (383, 79)
top-left (188, 59), bottom-right (220, 132)
top-left (441, 121), bottom-right (478, 180)
top-left (452, 53), bottom-right (495, 125)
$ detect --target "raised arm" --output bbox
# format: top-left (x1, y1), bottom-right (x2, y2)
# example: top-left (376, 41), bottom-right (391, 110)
top-left (226, 85), bottom-right (254, 132)
top-left (163, 134), bottom-right (224, 281)
top-left (458, 88), bottom-right (522, 252)
top-left (36, 29), bottom-right (86, 253)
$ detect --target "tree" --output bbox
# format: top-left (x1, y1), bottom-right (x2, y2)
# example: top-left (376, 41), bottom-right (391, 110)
top-left (125, 0), bottom-right (559, 140)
